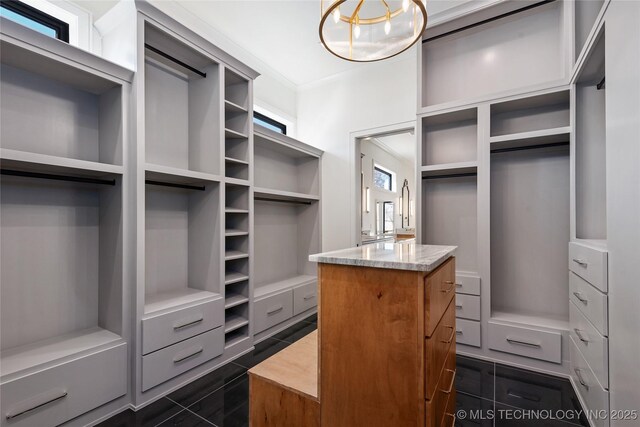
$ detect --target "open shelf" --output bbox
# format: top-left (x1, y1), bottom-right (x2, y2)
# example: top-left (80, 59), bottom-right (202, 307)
top-left (254, 187), bottom-right (320, 204)
top-left (225, 250), bottom-right (249, 261)
top-left (144, 288), bottom-right (220, 315)
top-left (0, 327), bottom-right (123, 379)
top-left (224, 327), bottom-right (250, 348)
top-left (145, 182), bottom-right (221, 310)
top-left (1, 174), bottom-right (124, 372)
top-left (490, 311), bottom-right (570, 332)
top-left (225, 293), bottom-right (250, 309)
top-left (224, 314), bottom-right (249, 333)
top-left (144, 22), bottom-right (221, 176)
top-left (421, 108), bottom-right (477, 166)
top-left (225, 99), bottom-right (248, 114)
top-left (145, 163), bottom-right (221, 187)
top-left (254, 127), bottom-right (320, 197)
top-left (421, 161), bottom-right (477, 178)
top-left (254, 275), bottom-right (316, 300)
top-left (224, 69), bottom-right (249, 110)
top-left (490, 90), bottom-right (570, 137)
top-left (225, 128), bottom-right (248, 139)
top-left (489, 127), bottom-right (571, 152)
top-left (490, 144), bottom-right (570, 326)
top-left (0, 149), bottom-right (124, 179)
top-left (225, 272), bottom-right (249, 286)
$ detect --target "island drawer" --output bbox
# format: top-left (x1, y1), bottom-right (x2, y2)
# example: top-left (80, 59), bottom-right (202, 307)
top-left (425, 257), bottom-right (456, 337)
top-left (425, 299), bottom-right (456, 400)
top-left (425, 347), bottom-right (456, 427)
top-left (569, 272), bottom-right (608, 336)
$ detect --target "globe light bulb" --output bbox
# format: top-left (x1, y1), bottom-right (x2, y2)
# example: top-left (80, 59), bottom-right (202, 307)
top-left (332, 7), bottom-right (340, 24)
top-left (403, 0), bottom-right (410, 12)
top-left (354, 24), bottom-right (361, 38)
top-left (384, 19), bottom-right (391, 35)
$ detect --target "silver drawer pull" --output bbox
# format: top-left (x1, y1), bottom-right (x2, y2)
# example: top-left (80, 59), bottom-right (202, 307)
top-left (440, 280), bottom-right (455, 293)
top-left (267, 305), bottom-right (284, 315)
top-left (456, 330), bottom-right (463, 335)
top-left (506, 337), bottom-right (541, 348)
top-left (572, 292), bottom-right (588, 305)
top-left (573, 258), bottom-right (588, 267)
top-left (455, 304), bottom-right (463, 309)
top-left (6, 389), bottom-right (68, 420)
top-left (455, 283), bottom-right (463, 288)
top-left (507, 389), bottom-right (541, 402)
top-left (303, 294), bottom-right (315, 301)
top-left (173, 347), bottom-right (204, 364)
top-left (574, 368), bottom-right (589, 390)
top-left (173, 317), bottom-right (204, 331)
top-left (574, 328), bottom-right (590, 343)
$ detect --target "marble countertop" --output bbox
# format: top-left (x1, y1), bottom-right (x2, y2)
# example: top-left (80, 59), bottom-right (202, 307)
top-left (309, 242), bottom-right (456, 272)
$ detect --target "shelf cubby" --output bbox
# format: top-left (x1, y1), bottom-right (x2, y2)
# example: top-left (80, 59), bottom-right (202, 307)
top-left (225, 211), bottom-right (249, 235)
top-left (1, 175), bottom-right (124, 376)
top-left (421, 175), bottom-right (478, 274)
top-left (490, 144), bottom-right (570, 327)
top-left (421, 108), bottom-right (477, 167)
top-left (0, 60), bottom-right (123, 167)
top-left (254, 129), bottom-right (320, 197)
top-left (144, 182), bottom-right (221, 314)
top-left (490, 90), bottom-right (570, 138)
top-left (224, 69), bottom-right (249, 110)
top-left (144, 23), bottom-right (221, 176)
top-left (575, 28), bottom-right (606, 241)
top-left (225, 183), bottom-right (250, 211)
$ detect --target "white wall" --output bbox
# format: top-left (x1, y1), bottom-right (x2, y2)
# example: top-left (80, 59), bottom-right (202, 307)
top-left (360, 140), bottom-right (415, 234)
top-left (297, 53), bottom-right (417, 251)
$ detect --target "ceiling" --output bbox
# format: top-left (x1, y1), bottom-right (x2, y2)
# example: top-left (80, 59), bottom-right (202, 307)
top-left (73, 0), bottom-right (469, 86)
top-left (372, 132), bottom-right (416, 164)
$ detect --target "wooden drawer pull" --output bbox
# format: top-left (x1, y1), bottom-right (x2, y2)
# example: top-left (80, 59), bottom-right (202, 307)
top-left (440, 281), bottom-right (455, 293)
top-left (573, 258), bottom-right (588, 267)
top-left (267, 305), bottom-right (284, 315)
top-left (173, 347), bottom-right (203, 364)
top-left (572, 291), bottom-right (588, 304)
top-left (443, 412), bottom-right (456, 427)
top-left (574, 328), bottom-right (590, 343)
top-left (6, 389), bottom-right (68, 420)
top-left (574, 368), bottom-right (589, 390)
top-left (441, 326), bottom-right (455, 344)
top-left (506, 337), bottom-right (541, 348)
top-left (173, 316), bottom-right (204, 331)
top-left (441, 369), bottom-right (456, 394)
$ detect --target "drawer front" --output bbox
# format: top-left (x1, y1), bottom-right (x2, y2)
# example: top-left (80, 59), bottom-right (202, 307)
top-left (425, 348), bottom-right (456, 427)
top-left (142, 327), bottom-right (224, 391)
top-left (455, 294), bottom-right (480, 321)
top-left (142, 297), bottom-right (224, 355)
top-left (570, 337), bottom-right (610, 427)
top-left (1, 343), bottom-right (126, 427)
top-left (570, 302), bottom-right (609, 388)
top-left (455, 273), bottom-right (480, 296)
top-left (456, 319), bottom-right (481, 348)
top-left (569, 243), bottom-right (608, 292)
top-left (495, 373), bottom-right (563, 411)
top-left (254, 289), bottom-right (294, 334)
top-left (293, 281), bottom-right (317, 316)
top-left (425, 300), bottom-right (456, 400)
top-left (425, 257), bottom-right (456, 337)
top-left (441, 388), bottom-right (456, 427)
top-left (569, 272), bottom-right (608, 336)
top-left (488, 322), bottom-right (561, 363)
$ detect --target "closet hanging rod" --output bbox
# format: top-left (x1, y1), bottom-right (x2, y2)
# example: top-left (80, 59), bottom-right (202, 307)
top-left (1, 169), bottom-right (116, 186)
top-left (145, 44), bottom-right (207, 78)
top-left (422, 0), bottom-right (555, 43)
top-left (255, 197), bottom-right (312, 205)
top-left (145, 180), bottom-right (205, 191)
top-left (491, 141), bottom-right (569, 154)
top-left (597, 76), bottom-right (606, 90)
top-left (422, 172), bottom-right (477, 180)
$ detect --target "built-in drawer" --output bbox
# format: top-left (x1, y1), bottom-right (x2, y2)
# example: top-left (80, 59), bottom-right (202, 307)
top-left (455, 273), bottom-right (480, 296)
top-left (425, 348), bottom-right (456, 427)
top-left (569, 242), bottom-right (608, 292)
top-left (570, 337), bottom-right (610, 427)
top-left (425, 257), bottom-right (456, 337)
top-left (570, 301), bottom-right (609, 388)
top-left (142, 297), bottom-right (224, 355)
top-left (456, 319), bottom-right (481, 348)
top-left (455, 294), bottom-right (480, 321)
top-left (425, 299), bottom-right (456, 400)
top-left (293, 281), bottom-right (317, 316)
top-left (495, 370), bottom-right (563, 411)
top-left (569, 272), bottom-right (608, 336)
top-left (142, 327), bottom-right (224, 391)
top-left (1, 342), bottom-right (126, 427)
top-left (254, 289), bottom-right (294, 334)
top-left (488, 321), bottom-right (561, 363)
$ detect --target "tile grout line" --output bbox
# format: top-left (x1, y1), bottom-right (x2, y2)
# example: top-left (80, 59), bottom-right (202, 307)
top-left (152, 399), bottom-right (191, 427)
top-left (182, 372), bottom-right (248, 411)
top-left (183, 406), bottom-right (219, 426)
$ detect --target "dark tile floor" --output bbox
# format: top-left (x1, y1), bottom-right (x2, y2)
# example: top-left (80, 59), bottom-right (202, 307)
top-left (99, 314), bottom-right (586, 427)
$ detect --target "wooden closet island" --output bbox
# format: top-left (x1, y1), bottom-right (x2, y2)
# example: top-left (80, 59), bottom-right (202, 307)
top-left (248, 243), bottom-right (457, 427)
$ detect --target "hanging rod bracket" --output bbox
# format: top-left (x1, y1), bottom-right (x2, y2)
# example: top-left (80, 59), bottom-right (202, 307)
top-left (597, 76), bottom-right (605, 90)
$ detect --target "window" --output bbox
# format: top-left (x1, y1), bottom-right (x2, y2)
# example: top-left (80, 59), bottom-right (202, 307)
top-left (0, 0), bottom-right (69, 42)
top-left (373, 166), bottom-right (393, 191)
top-left (254, 111), bottom-right (287, 135)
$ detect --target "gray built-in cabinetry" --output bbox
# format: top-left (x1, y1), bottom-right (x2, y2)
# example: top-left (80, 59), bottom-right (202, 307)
top-left (418, 1), bottom-right (617, 424)
top-left (0, 1), bottom-right (321, 423)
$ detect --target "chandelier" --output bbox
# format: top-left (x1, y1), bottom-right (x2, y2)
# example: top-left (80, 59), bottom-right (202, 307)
top-left (319, 0), bottom-right (427, 62)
